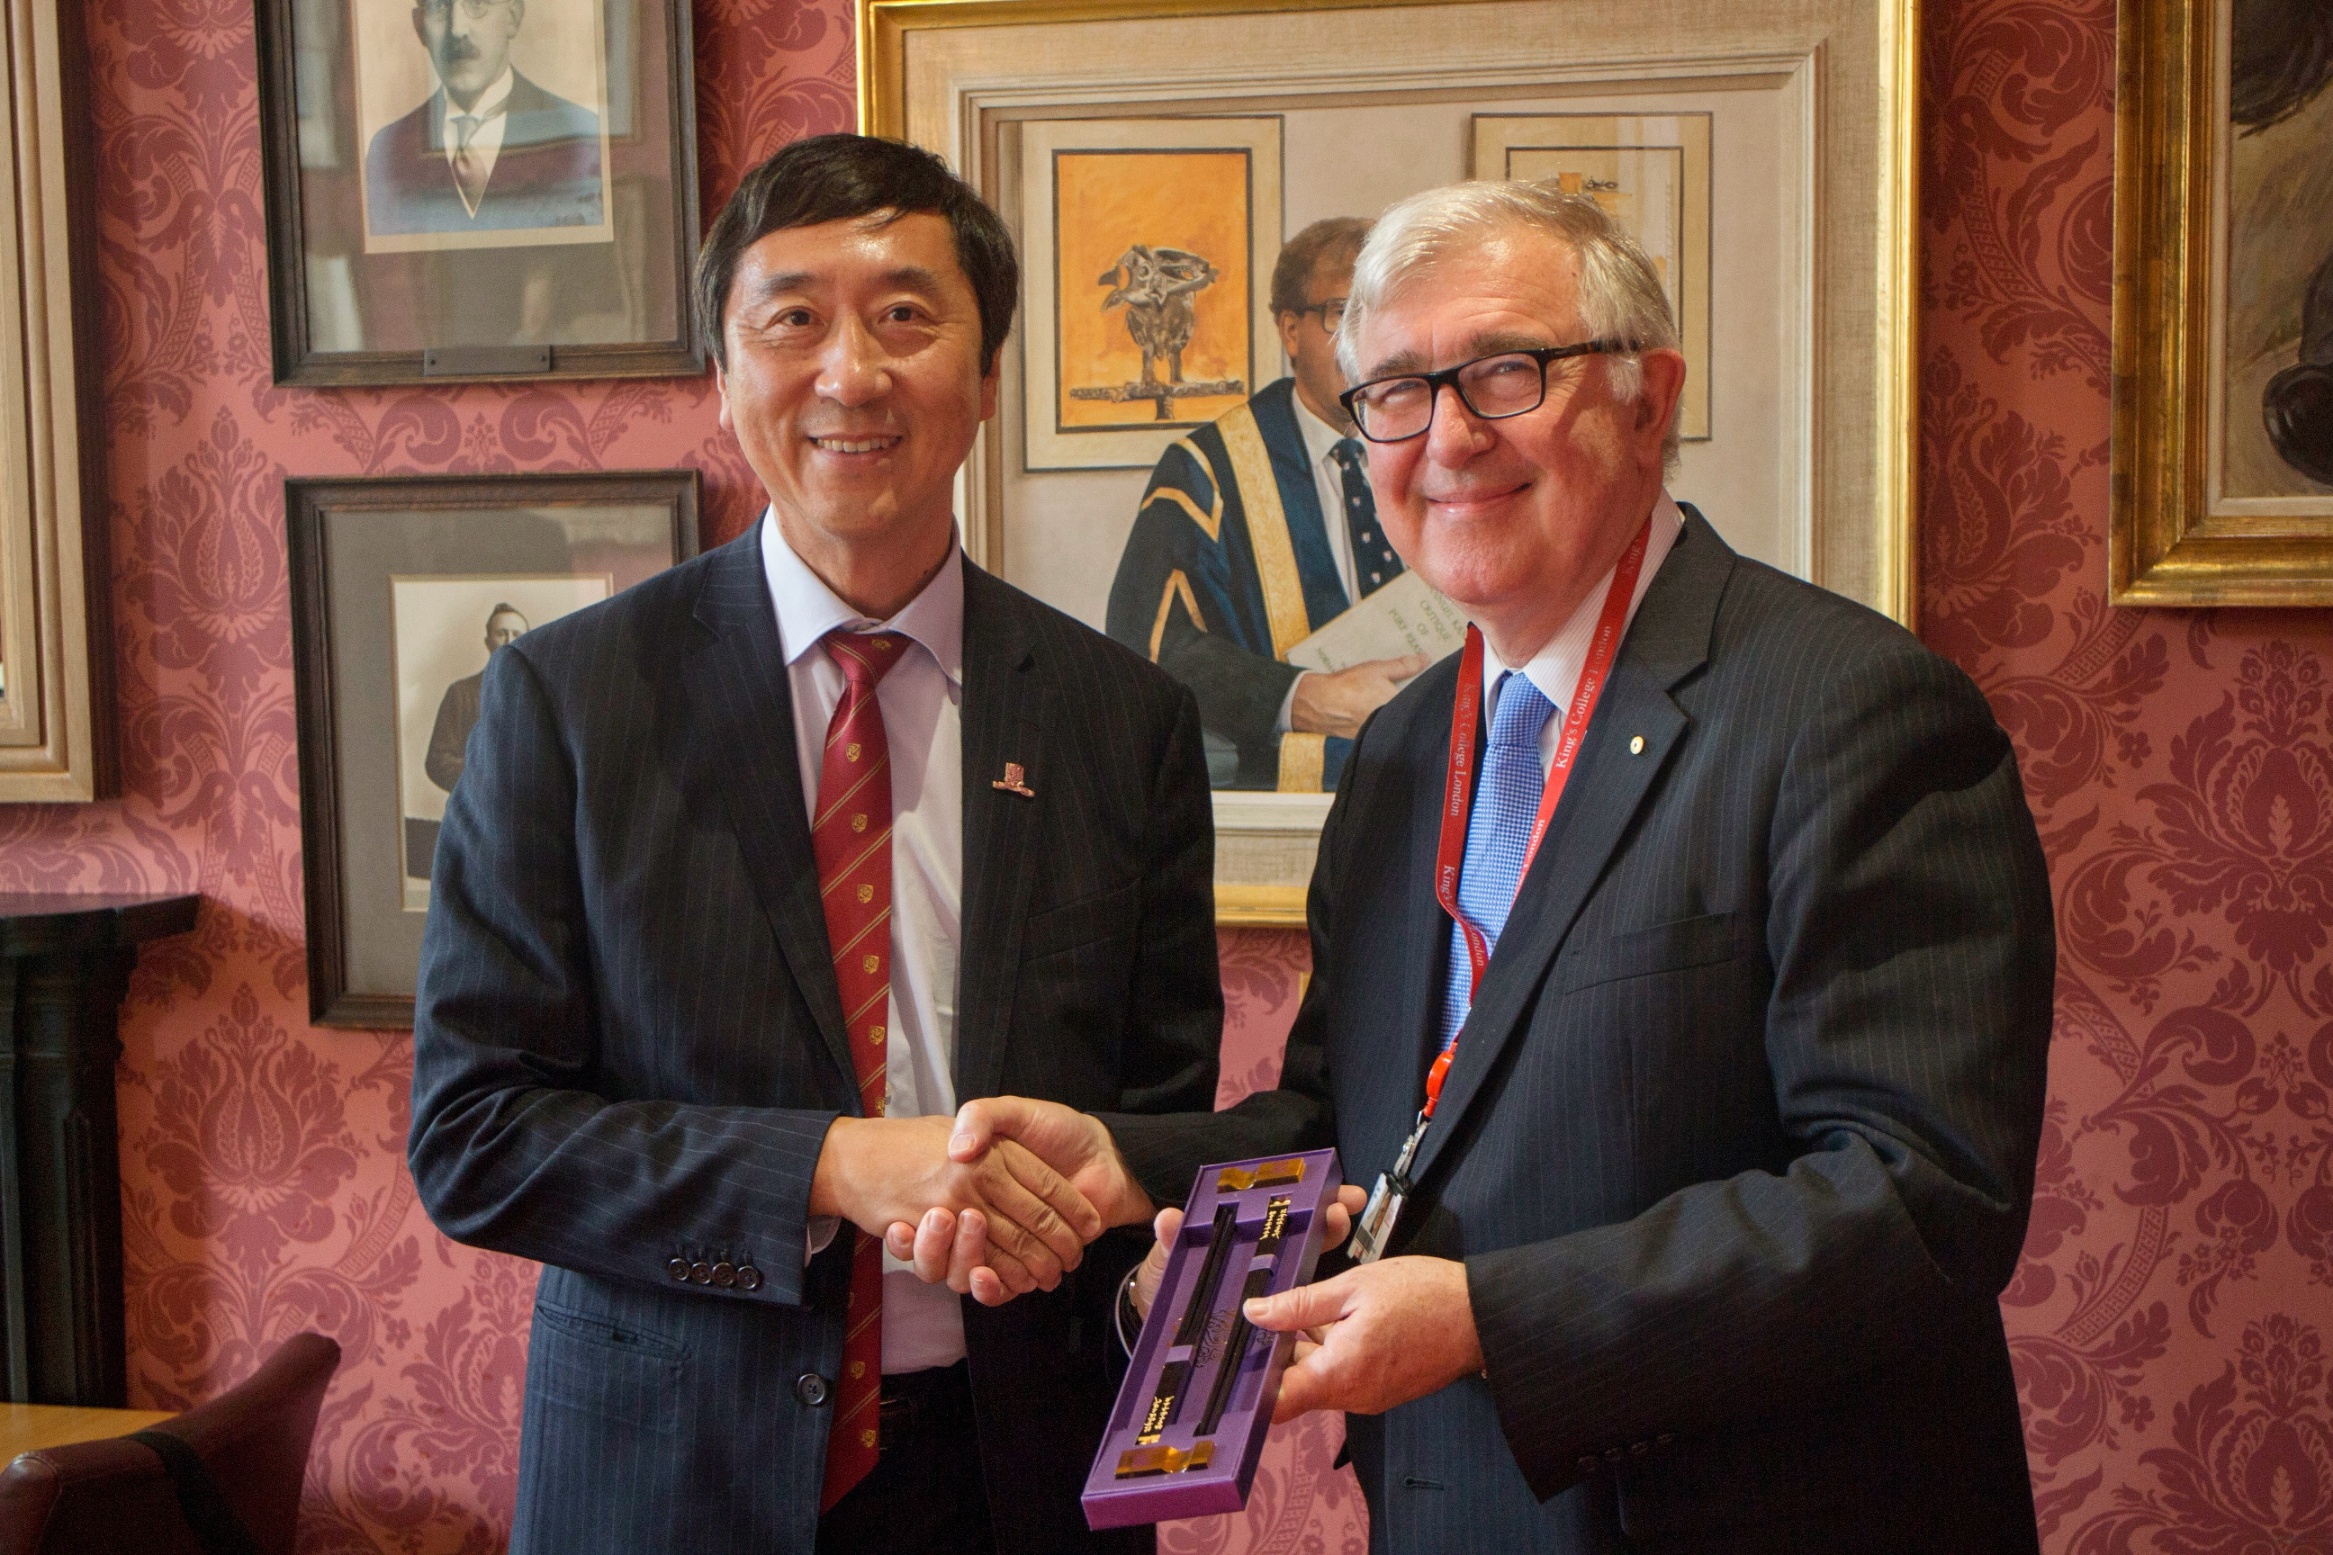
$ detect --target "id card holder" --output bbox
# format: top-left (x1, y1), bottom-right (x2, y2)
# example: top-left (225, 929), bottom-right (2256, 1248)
top-left (1347, 1171), bottom-right (1408, 1265)
top-left (1348, 1116), bottom-right (1427, 1266)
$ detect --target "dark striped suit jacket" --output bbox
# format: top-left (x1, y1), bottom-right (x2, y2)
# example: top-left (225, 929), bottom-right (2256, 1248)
top-left (409, 527), bottom-right (1326, 1554)
top-left (1303, 511), bottom-right (2053, 1552)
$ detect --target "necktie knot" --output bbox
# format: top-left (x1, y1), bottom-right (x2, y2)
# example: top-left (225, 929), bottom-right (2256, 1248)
top-left (1487, 672), bottom-right (1555, 751)
top-left (824, 630), bottom-right (910, 692)
top-left (1330, 437), bottom-right (1366, 476)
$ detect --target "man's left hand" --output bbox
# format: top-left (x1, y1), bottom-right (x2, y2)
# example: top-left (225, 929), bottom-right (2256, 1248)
top-left (1240, 1256), bottom-right (1484, 1422)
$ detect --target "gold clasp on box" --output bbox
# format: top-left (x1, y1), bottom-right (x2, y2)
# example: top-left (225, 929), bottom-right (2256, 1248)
top-left (1116, 1440), bottom-right (1215, 1479)
top-left (1216, 1159), bottom-right (1304, 1192)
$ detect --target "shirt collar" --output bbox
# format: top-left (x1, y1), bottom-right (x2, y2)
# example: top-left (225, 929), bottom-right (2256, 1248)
top-left (442, 67), bottom-right (515, 129)
top-left (760, 508), bottom-right (965, 691)
top-left (1289, 383), bottom-right (1352, 471)
top-left (1484, 490), bottom-right (1684, 723)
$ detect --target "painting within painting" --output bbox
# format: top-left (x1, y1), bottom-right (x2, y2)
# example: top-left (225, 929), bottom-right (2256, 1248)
top-left (2217, 0), bottom-right (2333, 497)
top-left (1053, 149), bottom-right (1255, 434)
top-left (1476, 115), bottom-right (1712, 439)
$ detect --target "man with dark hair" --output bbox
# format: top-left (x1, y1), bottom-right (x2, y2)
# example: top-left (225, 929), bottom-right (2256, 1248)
top-left (409, 132), bottom-right (1321, 1554)
top-left (1106, 216), bottom-right (1425, 790)
top-left (365, 0), bottom-right (604, 237)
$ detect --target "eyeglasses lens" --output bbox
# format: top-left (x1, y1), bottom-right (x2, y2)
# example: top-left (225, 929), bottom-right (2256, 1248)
top-left (1354, 353), bottom-right (1548, 441)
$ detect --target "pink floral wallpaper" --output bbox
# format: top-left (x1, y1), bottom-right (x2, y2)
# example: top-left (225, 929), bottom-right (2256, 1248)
top-left (0, 0), bottom-right (2325, 1545)
top-left (1927, 0), bottom-right (2333, 1547)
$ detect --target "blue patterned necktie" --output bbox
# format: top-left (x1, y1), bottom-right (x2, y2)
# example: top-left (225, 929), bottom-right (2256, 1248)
top-left (1330, 438), bottom-right (1403, 598)
top-left (1439, 671), bottom-right (1558, 1048)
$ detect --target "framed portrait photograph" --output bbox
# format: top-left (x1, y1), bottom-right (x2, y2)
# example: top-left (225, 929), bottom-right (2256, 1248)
top-left (864, 0), bottom-right (1917, 922)
top-left (255, 0), bottom-right (701, 383)
top-left (289, 470), bottom-right (699, 1026)
top-left (2110, 0), bottom-right (2333, 603)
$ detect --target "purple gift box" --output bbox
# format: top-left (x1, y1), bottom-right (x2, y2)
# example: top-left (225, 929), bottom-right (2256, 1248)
top-left (1082, 1147), bottom-right (1342, 1529)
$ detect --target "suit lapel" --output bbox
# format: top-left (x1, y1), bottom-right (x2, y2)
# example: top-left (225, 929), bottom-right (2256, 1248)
top-left (678, 529), bottom-right (859, 1101)
top-left (953, 565), bottom-right (1047, 1103)
top-left (1406, 513), bottom-right (1734, 1187)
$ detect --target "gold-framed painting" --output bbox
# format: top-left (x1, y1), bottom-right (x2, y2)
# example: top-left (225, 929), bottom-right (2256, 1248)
top-left (2110, 0), bottom-right (2333, 604)
top-left (864, 0), bottom-right (1917, 924)
top-left (1022, 117), bottom-right (1284, 469)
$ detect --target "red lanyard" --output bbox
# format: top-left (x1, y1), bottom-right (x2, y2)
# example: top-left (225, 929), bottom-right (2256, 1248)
top-left (1422, 516), bottom-right (1651, 1120)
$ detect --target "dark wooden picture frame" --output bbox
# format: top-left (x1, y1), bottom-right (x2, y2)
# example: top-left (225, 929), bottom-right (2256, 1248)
top-left (289, 469), bottom-right (700, 1026)
top-left (254, 0), bottom-right (704, 384)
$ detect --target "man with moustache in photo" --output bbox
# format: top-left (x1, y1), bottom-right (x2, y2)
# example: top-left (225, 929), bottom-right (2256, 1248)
top-left (973, 177), bottom-right (2054, 1551)
top-left (365, 0), bottom-right (604, 236)
top-left (409, 134), bottom-right (1324, 1554)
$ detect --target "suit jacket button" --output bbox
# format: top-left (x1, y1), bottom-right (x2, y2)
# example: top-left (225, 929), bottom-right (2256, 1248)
top-left (738, 1264), bottom-right (763, 1292)
top-left (796, 1372), bottom-right (831, 1408)
top-left (689, 1261), bottom-right (713, 1284)
top-left (666, 1258), bottom-right (690, 1282)
top-left (713, 1261), bottom-right (737, 1288)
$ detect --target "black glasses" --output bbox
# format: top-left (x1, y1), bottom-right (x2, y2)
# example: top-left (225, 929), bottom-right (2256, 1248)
top-left (1337, 340), bottom-right (1637, 443)
top-left (1286, 297), bottom-right (1348, 329)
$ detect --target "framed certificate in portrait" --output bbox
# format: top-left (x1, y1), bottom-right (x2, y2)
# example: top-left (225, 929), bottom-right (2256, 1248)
top-left (254, 0), bottom-right (702, 383)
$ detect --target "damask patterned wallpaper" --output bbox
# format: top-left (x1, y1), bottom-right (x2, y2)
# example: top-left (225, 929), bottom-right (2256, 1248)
top-left (0, 0), bottom-right (2325, 1545)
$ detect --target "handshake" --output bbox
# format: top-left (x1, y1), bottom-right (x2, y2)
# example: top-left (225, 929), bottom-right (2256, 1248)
top-left (807, 1094), bottom-right (1157, 1307)
top-left (808, 1096), bottom-right (1423, 1426)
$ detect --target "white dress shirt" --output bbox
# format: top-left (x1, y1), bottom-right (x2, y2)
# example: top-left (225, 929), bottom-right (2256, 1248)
top-left (1482, 492), bottom-right (1684, 772)
top-left (761, 510), bottom-right (968, 1373)
top-left (1275, 392), bottom-right (1371, 734)
top-left (440, 67), bottom-right (514, 214)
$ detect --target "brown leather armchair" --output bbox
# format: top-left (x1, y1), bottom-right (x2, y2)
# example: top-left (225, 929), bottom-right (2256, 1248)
top-left (0, 1333), bottom-right (341, 1555)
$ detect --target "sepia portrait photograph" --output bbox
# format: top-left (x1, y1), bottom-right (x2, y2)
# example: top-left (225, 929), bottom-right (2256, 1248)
top-left (289, 470), bottom-right (698, 1025)
top-left (389, 574), bottom-right (611, 909)
top-left (351, 0), bottom-right (615, 253)
top-left (255, 0), bottom-right (699, 381)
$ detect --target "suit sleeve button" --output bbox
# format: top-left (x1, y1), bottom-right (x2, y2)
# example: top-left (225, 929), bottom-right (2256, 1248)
top-left (1656, 1433), bottom-right (1675, 1447)
top-left (666, 1258), bottom-right (690, 1282)
top-left (1630, 1441), bottom-right (1650, 1455)
top-left (738, 1264), bottom-right (763, 1292)
top-left (713, 1261), bottom-right (737, 1288)
top-left (1603, 1447), bottom-right (1626, 1462)
top-left (689, 1261), bottom-right (713, 1284)
top-left (1576, 1455), bottom-right (1599, 1473)
top-left (796, 1372), bottom-right (831, 1407)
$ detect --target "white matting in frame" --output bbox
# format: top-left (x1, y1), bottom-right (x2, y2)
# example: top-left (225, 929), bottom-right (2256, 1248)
top-left (1020, 117), bottom-right (1284, 471)
top-left (1473, 114), bottom-right (1713, 441)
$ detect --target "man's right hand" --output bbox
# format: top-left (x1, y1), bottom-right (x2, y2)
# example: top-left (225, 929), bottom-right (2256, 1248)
top-left (1290, 654), bottom-right (1428, 740)
top-left (809, 1114), bottom-right (1102, 1298)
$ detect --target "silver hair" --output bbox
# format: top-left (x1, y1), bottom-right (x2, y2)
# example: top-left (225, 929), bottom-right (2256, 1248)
top-left (1336, 179), bottom-right (1682, 463)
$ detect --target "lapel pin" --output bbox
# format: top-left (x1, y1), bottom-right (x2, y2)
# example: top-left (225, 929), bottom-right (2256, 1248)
top-left (991, 761), bottom-right (1036, 798)
top-left (1629, 735), bottom-right (1646, 755)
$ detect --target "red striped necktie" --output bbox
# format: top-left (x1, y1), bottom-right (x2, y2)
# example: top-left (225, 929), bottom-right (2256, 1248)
top-left (813, 628), bottom-right (910, 1512)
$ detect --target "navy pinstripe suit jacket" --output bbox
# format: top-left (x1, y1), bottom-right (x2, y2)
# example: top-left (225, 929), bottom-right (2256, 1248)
top-left (1306, 511), bottom-right (2053, 1553)
top-left (409, 527), bottom-right (1326, 1554)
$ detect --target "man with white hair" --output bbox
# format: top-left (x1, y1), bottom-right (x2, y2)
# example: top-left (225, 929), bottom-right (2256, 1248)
top-left (1132, 180), bottom-right (2054, 1549)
